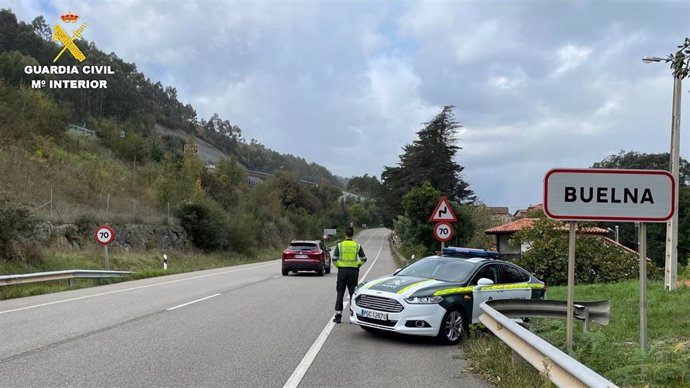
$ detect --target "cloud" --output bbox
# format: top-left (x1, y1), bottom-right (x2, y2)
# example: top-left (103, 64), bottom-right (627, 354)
top-left (553, 44), bottom-right (593, 76)
top-left (6, 0), bottom-right (690, 213)
top-left (489, 68), bottom-right (527, 90)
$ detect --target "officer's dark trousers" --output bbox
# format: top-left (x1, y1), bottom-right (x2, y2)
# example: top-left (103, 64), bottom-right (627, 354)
top-left (335, 266), bottom-right (359, 312)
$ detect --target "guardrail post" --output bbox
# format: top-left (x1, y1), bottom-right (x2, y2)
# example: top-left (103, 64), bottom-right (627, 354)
top-left (511, 350), bottom-right (525, 369)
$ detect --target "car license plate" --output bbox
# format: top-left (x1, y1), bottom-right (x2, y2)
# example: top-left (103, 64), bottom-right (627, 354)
top-left (295, 254), bottom-right (308, 259)
top-left (360, 309), bottom-right (388, 321)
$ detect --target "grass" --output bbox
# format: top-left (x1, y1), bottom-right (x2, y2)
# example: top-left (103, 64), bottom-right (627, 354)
top-left (0, 247), bottom-right (282, 300)
top-left (0, 136), bottom-right (164, 224)
top-left (462, 275), bottom-right (690, 387)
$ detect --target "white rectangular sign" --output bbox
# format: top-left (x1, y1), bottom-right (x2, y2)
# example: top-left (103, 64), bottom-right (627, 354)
top-left (323, 228), bottom-right (337, 236)
top-left (544, 168), bottom-right (675, 222)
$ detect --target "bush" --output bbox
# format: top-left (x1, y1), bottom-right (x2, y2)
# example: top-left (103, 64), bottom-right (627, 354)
top-left (511, 219), bottom-right (639, 286)
top-left (177, 200), bottom-right (224, 251)
top-left (0, 199), bottom-right (36, 260)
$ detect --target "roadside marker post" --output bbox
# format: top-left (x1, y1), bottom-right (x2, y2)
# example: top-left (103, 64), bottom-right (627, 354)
top-left (544, 168), bottom-right (674, 353)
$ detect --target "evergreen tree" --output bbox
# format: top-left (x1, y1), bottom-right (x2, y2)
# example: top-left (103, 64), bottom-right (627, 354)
top-left (379, 105), bottom-right (474, 225)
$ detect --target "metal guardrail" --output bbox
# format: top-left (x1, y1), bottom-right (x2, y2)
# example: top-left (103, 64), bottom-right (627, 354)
top-left (486, 299), bottom-right (610, 332)
top-left (479, 300), bottom-right (618, 388)
top-left (0, 270), bottom-right (132, 286)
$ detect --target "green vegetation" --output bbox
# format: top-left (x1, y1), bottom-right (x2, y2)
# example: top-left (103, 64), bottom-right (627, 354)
top-left (463, 279), bottom-right (690, 387)
top-left (593, 150), bottom-right (690, 268)
top-left (511, 218), bottom-right (642, 286)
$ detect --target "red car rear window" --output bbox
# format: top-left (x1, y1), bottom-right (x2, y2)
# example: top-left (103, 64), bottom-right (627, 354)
top-left (288, 243), bottom-right (318, 252)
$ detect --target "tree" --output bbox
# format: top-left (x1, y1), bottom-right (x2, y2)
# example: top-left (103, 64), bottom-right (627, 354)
top-left (380, 106), bottom-right (474, 225)
top-left (30, 16), bottom-right (51, 41)
top-left (347, 174), bottom-right (381, 197)
top-left (394, 181), bottom-right (474, 255)
top-left (592, 150), bottom-right (690, 267)
top-left (0, 50), bottom-right (39, 86)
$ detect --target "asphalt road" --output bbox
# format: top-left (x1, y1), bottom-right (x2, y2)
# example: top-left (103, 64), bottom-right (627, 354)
top-left (0, 228), bottom-right (490, 387)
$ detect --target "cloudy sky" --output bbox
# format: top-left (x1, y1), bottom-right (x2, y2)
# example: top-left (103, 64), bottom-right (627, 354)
top-left (8, 0), bottom-right (690, 212)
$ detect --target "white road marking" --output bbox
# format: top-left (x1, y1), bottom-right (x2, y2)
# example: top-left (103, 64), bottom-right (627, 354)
top-left (0, 260), bottom-right (278, 315)
top-left (166, 293), bottom-right (221, 311)
top-left (283, 230), bottom-right (387, 388)
top-left (273, 275), bottom-right (281, 278)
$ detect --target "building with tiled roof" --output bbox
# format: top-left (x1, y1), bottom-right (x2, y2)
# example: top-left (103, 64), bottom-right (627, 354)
top-left (485, 217), bottom-right (610, 258)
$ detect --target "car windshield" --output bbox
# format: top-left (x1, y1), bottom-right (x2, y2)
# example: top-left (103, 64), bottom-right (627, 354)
top-left (397, 258), bottom-right (476, 283)
top-left (288, 242), bottom-right (318, 252)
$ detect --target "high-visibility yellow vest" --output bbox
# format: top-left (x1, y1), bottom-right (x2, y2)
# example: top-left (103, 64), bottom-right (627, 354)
top-left (335, 240), bottom-right (361, 268)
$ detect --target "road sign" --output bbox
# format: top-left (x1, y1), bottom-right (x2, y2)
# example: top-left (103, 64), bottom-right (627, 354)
top-left (429, 196), bottom-right (457, 222)
top-left (94, 225), bottom-right (115, 245)
top-left (544, 168), bottom-right (674, 222)
top-left (184, 144), bottom-right (199, 154)
top-left (433, 222), bottom-right (454, 242)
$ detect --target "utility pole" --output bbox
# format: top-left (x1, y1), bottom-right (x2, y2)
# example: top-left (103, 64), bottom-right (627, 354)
top-left (665, 75), bottom-right (681, 290)
top-left (643, 45), bottom-right (689, 291)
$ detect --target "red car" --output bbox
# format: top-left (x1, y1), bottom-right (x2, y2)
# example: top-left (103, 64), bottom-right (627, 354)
top-left (282, 240), bottom-right (331, 276)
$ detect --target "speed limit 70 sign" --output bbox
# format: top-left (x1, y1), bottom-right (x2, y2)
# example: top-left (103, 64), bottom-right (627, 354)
top-left (433, 222), bottom-right (454, 242)
top-left (94, 225), bottom-right (115, 246)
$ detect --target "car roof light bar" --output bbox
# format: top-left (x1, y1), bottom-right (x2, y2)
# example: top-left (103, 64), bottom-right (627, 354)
top-left (442, 247), bottom-right (500, 259)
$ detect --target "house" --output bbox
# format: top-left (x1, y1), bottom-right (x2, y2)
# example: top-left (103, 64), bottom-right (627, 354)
top-left (484, 218), bottom-right (609, 259)
top-left (486, 206), bottom-right (512, 225)
top-left (513, 203), bottom-right (544, 219)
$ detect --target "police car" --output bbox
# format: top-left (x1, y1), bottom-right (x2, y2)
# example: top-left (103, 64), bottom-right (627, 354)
top-left (350, 247), bottom-right (545, 344)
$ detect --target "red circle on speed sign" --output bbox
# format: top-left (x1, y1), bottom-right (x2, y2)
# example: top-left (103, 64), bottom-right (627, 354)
top-left (433, 222), bottom-right (454, 242)
top-left (94, 225), bottom-right (116, 246)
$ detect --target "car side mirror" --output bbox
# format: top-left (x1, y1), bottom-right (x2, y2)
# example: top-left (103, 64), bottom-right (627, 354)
top-left (476, 278), bottom-right (494, 288)
top-left (393, 268), bottom-right (402, 276)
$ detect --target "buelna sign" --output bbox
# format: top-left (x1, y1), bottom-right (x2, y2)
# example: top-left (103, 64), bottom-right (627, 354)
top-left (543, 168), bottom-right (675, 222)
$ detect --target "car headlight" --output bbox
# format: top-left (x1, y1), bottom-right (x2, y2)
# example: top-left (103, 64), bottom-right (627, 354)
top-left (404, 296), bottom-right (443, 304)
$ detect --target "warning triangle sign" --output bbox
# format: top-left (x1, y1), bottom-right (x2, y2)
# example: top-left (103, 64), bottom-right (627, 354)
top-left (429, 196), bottom-right (457, 222)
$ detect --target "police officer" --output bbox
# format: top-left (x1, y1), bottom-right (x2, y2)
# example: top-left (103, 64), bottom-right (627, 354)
top-left (332, 226), bottom-right (367, 323)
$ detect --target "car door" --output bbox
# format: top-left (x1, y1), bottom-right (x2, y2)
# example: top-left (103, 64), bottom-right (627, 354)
top-left (498, 263), bottom-right (533, 300)
top-left (470, 263), bottom-right (502, 323)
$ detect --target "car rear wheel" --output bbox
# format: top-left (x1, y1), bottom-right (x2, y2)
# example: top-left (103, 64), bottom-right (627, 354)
top-left (282, 268), bottom-right (289, 276)
top-left (325, 259), bottom-right (331, 274)
top-left (317, 264), bottom-right (324, 276)
top-left (437, 309), bottom-right (465, 345)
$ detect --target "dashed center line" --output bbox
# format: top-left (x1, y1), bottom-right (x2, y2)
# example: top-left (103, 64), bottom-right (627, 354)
top-left (166, 294), bottom-right (221, 311)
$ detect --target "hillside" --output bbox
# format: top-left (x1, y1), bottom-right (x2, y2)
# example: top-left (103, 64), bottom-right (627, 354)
top-left (0, 9), bottom-right (379, 260)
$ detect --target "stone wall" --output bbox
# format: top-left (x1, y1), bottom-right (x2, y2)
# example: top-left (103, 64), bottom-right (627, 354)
top-left (25, 222), bottom-right (190, 252)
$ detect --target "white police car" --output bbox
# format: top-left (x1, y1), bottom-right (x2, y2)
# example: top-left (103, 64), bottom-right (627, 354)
top-left (350, 247), bottom-right (545, 344)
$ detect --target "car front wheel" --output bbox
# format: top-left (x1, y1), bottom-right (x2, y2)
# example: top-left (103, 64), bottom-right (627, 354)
top-left (437, 309), bottom-right (465, 345)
